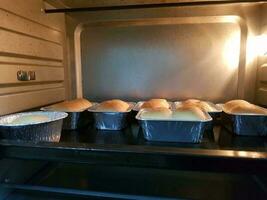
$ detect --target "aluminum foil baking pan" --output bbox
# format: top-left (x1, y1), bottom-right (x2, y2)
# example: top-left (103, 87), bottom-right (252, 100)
top-left (41, 103), bottom-right (95, 130)
top-left (88, 103), bottom-right (135, 130)
top-left (132, 101), bottom-right (173, 123)
top-left (60, 111), bottom-right (93, 130)
top-left (0, 111), bottom-right (68, 142)
top-left (136, 109), bottom-right (212, 143)
top-left (175, 101), bottom-right (222, 131)
top-left (219, 104), bottom-right (267, 136)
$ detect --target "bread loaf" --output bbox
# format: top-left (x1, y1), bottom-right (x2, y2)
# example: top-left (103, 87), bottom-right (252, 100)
top-left (97, 99), bottom-right (130, 112)
top-left (141, 99), bottom-right (169, 109)
top-left (140, 106), bottom-right (207, 121)
top-left (43, 98), bottom-right (92, 112)
top-left (140, 107), bottom-right (172, 119)
top-left (178, 99), bottom-right (216, 112)
top-left (223, 100), bottom-right (250, 111)
top-left (224, 100), bottom-right (267, 114)
top-left (183, 99), bottom-right (201, 104)
top-left (175, 106), bottom-right (207, 120)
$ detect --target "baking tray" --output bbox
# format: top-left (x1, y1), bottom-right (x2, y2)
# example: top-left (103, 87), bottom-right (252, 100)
top-left (0, 111), bottom-right (68, 142)
top-left (175, 101), bottom-right (222, 130)
top-left (219, 104), bottom-right (267, 136)
top-left (41, 103), bottom-right (95, 130)
top-left (88, 103), bottom-right (135, 130)
top-left (136, 109), bottom-right (212, 143)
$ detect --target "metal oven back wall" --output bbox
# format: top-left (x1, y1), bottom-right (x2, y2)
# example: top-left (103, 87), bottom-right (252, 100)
top-left (66, 3), bottom-right (261, 103)
top-left (80, 20), bottom-right (240, 102)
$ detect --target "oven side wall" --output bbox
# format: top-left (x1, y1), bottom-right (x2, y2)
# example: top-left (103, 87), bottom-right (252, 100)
top-left (256, 4), bottom-right (267, 106)
top-left (0, 0), bottom-right (67, 115)
top-left (0, 0), bottom-right (68, 198)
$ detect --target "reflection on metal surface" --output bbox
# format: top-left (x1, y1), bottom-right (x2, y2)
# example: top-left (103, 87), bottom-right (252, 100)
top-left (223, 32), bottom-right (240, 69)
top-left (233, 151), bottom-right (263, 159)
top-left (247, 34), bottom-right (267, 65)
top-left (43, 0), bottom-right (266, 13)
top-left (0, 111), bottom-right (68, 142)
top-left (78, 16), bottom-right (243, 102)
top-left (254, 34), bottom-right (267, 56)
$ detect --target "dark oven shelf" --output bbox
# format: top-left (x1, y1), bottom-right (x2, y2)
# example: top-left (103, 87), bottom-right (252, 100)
top-left (4, 163), bottom-right (267, 200)
top-left (1, 124), bottom-right (267, 173)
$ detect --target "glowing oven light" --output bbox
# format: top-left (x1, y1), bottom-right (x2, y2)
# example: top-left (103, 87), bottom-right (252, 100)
top-left (247, 34), bottom-right (267, 64)
top-left (255, 34), bottom-right (267, 55)
top-left (223, 32), bottom-right (240, 69)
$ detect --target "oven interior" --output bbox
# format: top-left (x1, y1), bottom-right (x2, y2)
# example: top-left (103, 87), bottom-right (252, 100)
top-left (0, 1), bottom-right (267, 199)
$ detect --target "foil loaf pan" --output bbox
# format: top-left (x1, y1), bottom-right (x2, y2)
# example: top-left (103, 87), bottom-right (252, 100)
top-left (60, 111), bottom-right (92, 130)
top-left (88, 103), bottom-right (135, 130)
top-left (219, 104), bottom-right (267, 136)
top-left (0, 111), bottom-right (68, 142)
top-left (132, 101), bottom-right (173, 123)
top-left (175, 101), bottom-right (222, 131)
top-left (41, 104), bottom-right (95, 130)
top-left (136, 109), bottom-right (212, 143)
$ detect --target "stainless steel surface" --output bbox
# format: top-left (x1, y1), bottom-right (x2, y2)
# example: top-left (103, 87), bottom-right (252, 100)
top-left (43, 0), bottom-right (266, 13)
top-left (66, 4), bottom-right (261, 102)
top-left (136, 109), bottom-right (212, 143)
top-left (88, 103), bottom-right (134, 130)
top-left (80, 17), bottom-right (241, 102)
top-left (0, 111), bottom-right (68, 142)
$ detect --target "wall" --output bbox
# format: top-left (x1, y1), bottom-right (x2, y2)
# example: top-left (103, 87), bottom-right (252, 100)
top-left (0, 0), bottom-right (67, 115)
top-left (80, 18), bottom-right (241, 102)
top-left (66, 3), bottom-right (262, 103)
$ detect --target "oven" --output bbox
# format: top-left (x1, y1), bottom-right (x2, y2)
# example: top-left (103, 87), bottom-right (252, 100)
top-left (0, 0), bottom-right (267, 199)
